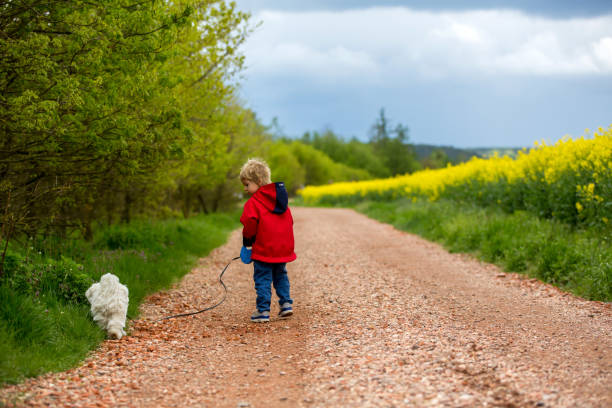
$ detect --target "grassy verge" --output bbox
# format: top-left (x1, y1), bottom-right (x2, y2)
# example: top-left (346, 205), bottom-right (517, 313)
top-left (0, 211), bottom-right (240, 385)
top-left (354, 199), bottom-right (611, 302)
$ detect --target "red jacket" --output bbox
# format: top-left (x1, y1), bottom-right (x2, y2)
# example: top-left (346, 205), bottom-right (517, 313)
top-left (240, 182), bottom-right (297, 263)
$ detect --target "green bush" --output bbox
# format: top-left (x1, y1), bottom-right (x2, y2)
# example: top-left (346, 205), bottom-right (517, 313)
top-left (2, 254), bottom-right (92, 305)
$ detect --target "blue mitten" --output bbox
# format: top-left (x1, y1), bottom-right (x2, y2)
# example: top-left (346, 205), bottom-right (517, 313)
top-left (240, 246), bottom-right (252, 264)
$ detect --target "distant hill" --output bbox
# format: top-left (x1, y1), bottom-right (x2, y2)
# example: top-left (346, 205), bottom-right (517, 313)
top-left (412, 144), bottom-right (524, 163)
top-left (471, 147), bottom-right (526, 158)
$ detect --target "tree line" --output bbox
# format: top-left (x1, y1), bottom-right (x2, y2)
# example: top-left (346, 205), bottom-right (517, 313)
top-left (1, 0), bottom-right (257, 255)
top-left (272, 108), bottom-right (455, 195)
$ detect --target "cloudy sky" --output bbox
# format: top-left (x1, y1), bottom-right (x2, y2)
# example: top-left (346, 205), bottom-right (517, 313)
top-left (232, 1), bottom-right (612, 148)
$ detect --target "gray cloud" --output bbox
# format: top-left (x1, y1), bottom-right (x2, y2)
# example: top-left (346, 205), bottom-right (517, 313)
top-left (234, 4), bottom-right (612, 147)
top-left (235, 0), bottom-right (612, 18)
top-left (243, 8), bottom-right (612, 79)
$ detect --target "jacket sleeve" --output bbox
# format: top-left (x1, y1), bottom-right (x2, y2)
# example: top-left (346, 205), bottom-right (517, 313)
top-left (240, 199), bottom-right (258, 247)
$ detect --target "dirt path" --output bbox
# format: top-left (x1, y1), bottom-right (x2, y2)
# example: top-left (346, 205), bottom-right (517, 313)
top-left (1, 207), bottom-right (611, 407)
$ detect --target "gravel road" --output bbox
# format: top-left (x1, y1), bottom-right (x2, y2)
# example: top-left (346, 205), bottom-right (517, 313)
top-left (1, 207), bottom-right (610, 407)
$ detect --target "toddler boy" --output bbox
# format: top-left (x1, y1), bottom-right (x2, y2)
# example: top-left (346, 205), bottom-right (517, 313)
top-left (239, 158), bottom-right (296, 322)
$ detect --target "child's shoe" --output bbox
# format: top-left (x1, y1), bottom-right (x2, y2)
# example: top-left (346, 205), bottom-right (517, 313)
top-left (278, 302), bottom-right (293, 318)
top-left (251, 310), bottom-right (270, 323)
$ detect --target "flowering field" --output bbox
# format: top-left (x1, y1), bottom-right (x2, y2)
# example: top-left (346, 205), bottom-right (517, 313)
top-left (299, 126), bottom-right (612, 231)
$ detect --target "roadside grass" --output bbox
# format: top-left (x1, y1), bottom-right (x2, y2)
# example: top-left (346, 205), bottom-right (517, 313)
top-left (354, 199), bottom-right (611, 302)
top-left (0, 211), bottom-right (240, 385)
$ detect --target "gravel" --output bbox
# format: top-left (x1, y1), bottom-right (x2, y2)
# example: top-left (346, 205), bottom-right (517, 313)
top-left (1, 207), bottom-right (610, 407)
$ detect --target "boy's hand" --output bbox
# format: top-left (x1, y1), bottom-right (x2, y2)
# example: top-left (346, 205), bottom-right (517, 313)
top-left (240, 246), bottom-right (252, 264)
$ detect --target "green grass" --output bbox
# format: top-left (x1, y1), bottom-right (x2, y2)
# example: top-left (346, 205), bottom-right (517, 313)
top-left (0, 288), bottom-right (105, 382)
top-left (348, 199), bottom-right (611, 301)
top-left (0, 211), bottom-right (240, 385)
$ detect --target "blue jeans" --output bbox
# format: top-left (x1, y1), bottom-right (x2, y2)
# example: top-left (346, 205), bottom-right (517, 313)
top-left (253, 260), bottom-right (293, 312)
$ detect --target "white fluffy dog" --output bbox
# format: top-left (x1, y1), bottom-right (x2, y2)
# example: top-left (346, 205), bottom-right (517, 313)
top-left (85, 273), bottom-right (129, 339)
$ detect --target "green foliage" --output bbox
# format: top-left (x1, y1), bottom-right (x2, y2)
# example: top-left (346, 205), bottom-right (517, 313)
top-left (2, 251), bottom-right (92, 305)
top-left (0, 0), bottom-right (251, 248)
top-left (288, 142), bottom-right (371, 186)
top-left (300, 129), bottom-right (488, 176)
top-left (171, 104), bottom-right (269, 217)
top-left (266, 142), bottom-right (306, 195)
top-left (262, 139), bottom-right (374, 195)
top-left (41, 259), bottom-right (92, 305)
top-left (301, 130), bottom-right (391, 178)
top-left (354, 199), bottom-right (612, 302)
top-left (296, 109), bottom-right (423, 180)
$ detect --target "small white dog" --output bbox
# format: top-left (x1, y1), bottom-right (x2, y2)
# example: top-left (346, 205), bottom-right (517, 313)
top-left (85, 273), bottom-right (129, 339)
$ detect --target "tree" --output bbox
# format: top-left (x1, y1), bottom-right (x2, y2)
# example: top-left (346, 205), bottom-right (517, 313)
top-left (422, 149), bottom-right (451, 169)
top-left (369, 108), bottom-right (420, 176)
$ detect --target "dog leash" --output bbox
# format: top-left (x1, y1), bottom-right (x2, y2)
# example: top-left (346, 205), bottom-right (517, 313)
top-left (156, 256), bottom-right (240, 321)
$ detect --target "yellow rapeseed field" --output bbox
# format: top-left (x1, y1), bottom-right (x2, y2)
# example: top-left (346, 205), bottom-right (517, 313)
top-left (299, 126), bottom-right (612, 228)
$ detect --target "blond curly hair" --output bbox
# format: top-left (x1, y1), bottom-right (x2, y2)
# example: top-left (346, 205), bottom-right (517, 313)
top-left (240, 158), bottom-right (271, 187)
